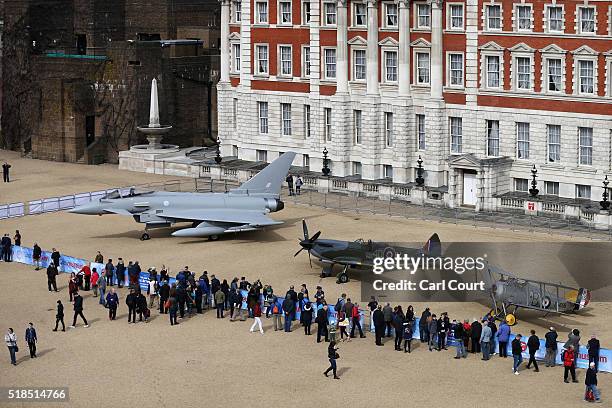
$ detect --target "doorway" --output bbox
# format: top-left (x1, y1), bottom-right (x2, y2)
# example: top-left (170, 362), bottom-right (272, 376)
top-left (462, 170), bottom-right (477, 206)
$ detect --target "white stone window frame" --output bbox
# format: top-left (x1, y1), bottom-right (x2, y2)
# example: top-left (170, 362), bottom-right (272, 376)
top-left (446, 2), bottom-right (464, 31)
top-left (540, 44), bottom-right (566, 95)
top-left (301, 45), bottom-right (311, 78)
top-left (380, 37), bottom-right (399, 84)
top-left (384, 111), bottom-right (394, 148)
top-left (478, 41), bottom-right (505, 90)
top-left (516, 122), bottom-right (530, 160)
top-left (605, 51), bottom-right (612, 97)
top-left (509, 43), bottom-right (535, 92)
top-left (324, 107), bottom-right (333, 141)
top-left (446, 51), bottom-right (465, 88)
top-left (323, 1), bottom-right (338, 27)
top-left (322, 46), bottom-right (337, 81)
top-left (546, 124), bottom-right (562, 163)
top-left (353, 109), bottom-right (363, 145)
top-left (578, 127), bottom-right (593, 167)
top-left (482, 2), bottom-right (503, 32)
top-left (278, 0), bottom-right (293, 26)
top-left (254, 43), bottom-right (270, 77)
top-left (543, 4), bottom-right (565, 34)
top-left (230, 39), bottom-right (241, 75)
top-left (303, 105), bottom-right (311, 139)
top-left (575, 5), bottom-right (597, 35)
top-left (512, 3), bottom-right (534, 33)
top-left (301, 0), bottom-right (311, 26)
top-left (449, 116), bottom-right (463, 154)
top-left (411, 38), bottom-right (431, 86)
top-left (232, 0), bottom-right (242, 24)
top-left (280, 103), bottom-right (292, 136)
top-left (257, 101), bottom-right (269, 135)
top-left (414, 2), bottom-right (431, 30)
top-left (486, 119), bottom-right (501, 157)
top-left (351, 46), bottom-right (368, 82)
top-left (254, 0), bottom-right (269, 25)
top-left (416, 113), bottom-right (426, 150)
top-left (277, 44), bottom-right (293, 78)
top-left (382, 2), bottom-right (399, 30)
top-left (352, 1), bottom-right (367, 28)
top-left (571, 45), bottom-right (599, 96)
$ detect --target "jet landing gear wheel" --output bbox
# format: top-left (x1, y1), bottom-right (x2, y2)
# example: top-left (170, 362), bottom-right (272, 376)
top-left (505, 313), bottom-right (517, 326)
top-left (208, 235), bottom-right (219, 241)
top-left (336, 273), bottom-right (349, 284)
top-left (140, 232), bottom-right (151, 241)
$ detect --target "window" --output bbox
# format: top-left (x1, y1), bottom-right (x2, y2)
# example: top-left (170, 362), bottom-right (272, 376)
top-left (383, 165), bottom-right (393, 179)
top-left (450, 117), bottom-right (462, 154)
top-left (281, 103), bottom-right (292, 135)
top-left (354, 110), bottom-right (362, 144)
top-left (417, 3), bottom-right (431, 28)
top-left (353, 162), bottom-right (362, 176)
top-left (256, 149), bottom-right (268, 162)
top-left (545, 181), bottom-right (559, 196)
top-left (516, 5), bottom-right (532, 31)
top-left (547, 124), bottom-right (561, 162)
top-left (516, 56), bottom-right (531, 90)
top-left (449, 53), bottom-right (463, 86)
top-left (279, 45), bottom-right (292, 76)
top-left (547, 6), bottom-right (563, 32)
top-left (579, 127), bottom-right (593, 165)
top-left (576, 184), bottom-right (591, 199)
top-left (486, 120), bottom-right (500, 156)
top-left (232, 98), bottom-right (237, 129)
top-left (486, 5), bottom-right (502, 30)
top-left (547, 58), bottom-right (562, 92)
top-left (517, 122), bottom-right (530, 159)
top-left (384, 51), bottom-right (398, 82)
top-left (385, 112), bottom-right (393, 147)
top-left (232, 43), bottom-right (241, 73)
top-left (324, 48), bottom-right (337, 79)
top-left (416, 52), bottom-right (430, 84)
top-left (385, 3), bottom-right (398, 27)
top-left (279, 1), bottom-right (292, 24)
top-left (303, 154), bottom-right (310, 168)
top-left (417, 114), bottom-right (426, 150)
top-left (302, 46), bottom-right (310, 77)
top-left (232, 145), bottom-right (239, 157)
top-left (255, 44), bottom-right (269, 75)
top-left (324, 2), bottom-right (337, 25)
top-left (353, 49), bottom-right (366, 80)
top-left (304, 105), bottom-right (311, 138)
top-left (485, 55), bottom-right (500, 88)
top-left (324, 108), bottom-right (332, 141)
top-left (354, 3), bottom-right (366, 26)
top-left (515, 178), bottom-right (528, 192)
top-left (255, 1), bottom-right (268, 23)
top-left (578, 60), bottom-right (594, 94)
top-left (449, 4), bottom-right (463, 29)
top-left (302, 0), bottom-right (311, 24)
top-left (234, 2), bottom-right (242, 22)
top-left (578, 7), bottom-right (595, 33)
top-left (258, 102), bottom-right (268, 134)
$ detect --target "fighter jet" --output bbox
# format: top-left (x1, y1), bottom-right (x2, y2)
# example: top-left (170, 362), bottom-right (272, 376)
top-left (294, 220), bottom-right (441, 283)
top-left (69, 152), bottom-right (296, 240)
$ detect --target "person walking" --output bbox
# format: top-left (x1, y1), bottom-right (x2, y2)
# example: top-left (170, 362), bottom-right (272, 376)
top-left (215, 289), bottom-right (225, 318)
top-left (525, 330), bottom-right (540, 372)
top-left (496, 320), bottom-right (511, 358)
top-left (323, 341), bottom-right (340, 379)
top-left (512, 333), bottom-right (523, 375)
top-left (106, 288), bottom-right (119, 320)
top-left (373, 305), bottom-right (385, 346)
top-left (70, 292), bottom-right (89, 328)
top-left (126, 289), bottom-right (137, 323)
top-left (52, 300), bottom-right (65, 332)
top-left (97, 272), bottom-right (107, 306)
top-left (563, 345), bottom-right (579, 383)
top-left (480, 321), bottom-right (492, 361)
top-left (301, 301), bottom-right (313, 335)
top-left (46, 262), bottom-right (58, 292)
top-left (587, 334), bottom-right (600, 372)
top-left (403, 320), bottom-right (413, 353)
top-left (5, 328), bottom-right (17, 366)
top-left (349, 303), bottom-right (365, 339)
top-left (585, 362), bottom-right (602, 403)
top-left (2, 161), bottom-right (11, 183)
top-left (316, 304), bottom-right (329, 343)
top-left (33, 243), bottom-right (42, 270)
top-left (249, 302), bottom-right (264, 334)
top-left (545, 326), bottom-right (558, 367)
top-left (25, 323), bottom-right (37, 358)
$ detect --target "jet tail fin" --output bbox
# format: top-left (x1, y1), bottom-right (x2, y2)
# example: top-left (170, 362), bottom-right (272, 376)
top-left (230, 152), bottom-right (296, 197)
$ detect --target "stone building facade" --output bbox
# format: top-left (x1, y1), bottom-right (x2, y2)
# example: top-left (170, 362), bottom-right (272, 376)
top-left (217, 0), bottom-right (612, 210)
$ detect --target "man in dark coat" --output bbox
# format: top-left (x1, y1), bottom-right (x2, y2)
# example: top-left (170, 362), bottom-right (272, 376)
top-left (282, 295), bottom-right (295, 332)
top-left (585, 362), bottom-right (601, 402)
top-left (33, 243), bottom-right (42, 270)
top-left (70, 292), bottom-right (88, 328)
top-left (159, 282), bottom-right (170, 314)
top-left (2, 161), bottom-right (11, 182)
top-left (46, 262), bottom-right (58, 292)
top-left (51, 248), bottom-right (61, 270)
top-left (126, 289), bottom-right (138, 323)
top-left (587, 334), bottom-right (601, 372)
top-left (373, 305), bottom-right (385, 346)
top-left (115, 258), bottom-right (125, 288)
top-left (419, 308), bottom-right (431, 342)
top-left (316, 304), bottom-right (329, 343)
top-left (1, 234), bottom-right (12, 262)
top-left (105, 259), bottom-right (114, 286)
top-left (25, 323), bottom-right (37, 358)
top-left (545, 327), bottom-right (558, 367)
top-left (471, 319), bottom-right (482, 353)
top-left (526, 329), bottom-right (540, 372)
top-left (53, 300), bottom-right (65, 331)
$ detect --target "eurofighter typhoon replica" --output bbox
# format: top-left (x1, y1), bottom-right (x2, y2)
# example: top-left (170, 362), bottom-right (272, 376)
top-left (69, 152), bottom-right (296, 240)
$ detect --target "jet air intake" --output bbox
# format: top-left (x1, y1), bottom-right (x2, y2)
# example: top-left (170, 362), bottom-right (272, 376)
top-left (265, 198), bottom-right (284, 212)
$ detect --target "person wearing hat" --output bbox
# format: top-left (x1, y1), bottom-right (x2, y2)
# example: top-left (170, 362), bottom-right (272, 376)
top-left (545, 326), bottom-right (558, 367)
top-left (585, 361), bottom-right (602, 402)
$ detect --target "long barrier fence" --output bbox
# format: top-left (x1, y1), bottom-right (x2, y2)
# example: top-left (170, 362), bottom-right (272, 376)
top-left (7, 244), bottom-right (612, 373)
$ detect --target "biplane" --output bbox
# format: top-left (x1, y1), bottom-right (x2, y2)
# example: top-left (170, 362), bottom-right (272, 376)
top-left (482, 264), bottom-right (591, 326)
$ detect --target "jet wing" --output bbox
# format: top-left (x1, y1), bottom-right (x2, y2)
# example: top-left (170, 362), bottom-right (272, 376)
top-left (104, 208), bottom-right (133, 216)
top-left (157, 209), bottom-right (282, 227)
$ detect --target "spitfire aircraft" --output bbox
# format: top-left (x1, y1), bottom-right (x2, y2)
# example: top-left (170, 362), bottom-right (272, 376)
top-left (481, 264), bottom-right (591, 326)
top-left (69, 152), bottom-right (296, 240)
top-left (294, 220), bottom-right (441, 283)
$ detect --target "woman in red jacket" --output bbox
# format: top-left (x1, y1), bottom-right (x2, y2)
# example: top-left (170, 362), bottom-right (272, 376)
top-left (250, 302), bottom-right (264, 334)
top-left (563, 345), bottom-right (578, 383)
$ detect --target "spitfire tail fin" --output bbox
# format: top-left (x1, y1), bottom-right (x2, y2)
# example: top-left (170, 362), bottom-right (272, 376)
top-left (423, 233), bottom-right (441, 257)
top-left (230, 152), bottom-right (296, 197)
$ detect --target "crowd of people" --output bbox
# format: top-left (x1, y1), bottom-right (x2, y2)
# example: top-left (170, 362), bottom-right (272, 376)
top-left (2, 247), bottom-right (605, 403)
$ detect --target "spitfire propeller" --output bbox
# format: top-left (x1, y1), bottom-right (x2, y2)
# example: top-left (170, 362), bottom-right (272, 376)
top-left (294, 219), bottom-right (321, 268)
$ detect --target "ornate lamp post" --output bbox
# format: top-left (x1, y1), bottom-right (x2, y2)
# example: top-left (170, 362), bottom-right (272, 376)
top-left (322, 147), bottom-right (331, 177)
top-left (529, 164), bottom-right (539, 197)
top-left (415, 155), bottom-right (424, 186)
top-left (214, 137), bottom-right (222, 164)
top-left (600, 175), bottom-right (610, 211)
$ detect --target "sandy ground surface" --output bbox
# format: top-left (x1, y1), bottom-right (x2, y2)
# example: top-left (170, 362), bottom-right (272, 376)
top-left (0, 151), bottom-right (610, 408)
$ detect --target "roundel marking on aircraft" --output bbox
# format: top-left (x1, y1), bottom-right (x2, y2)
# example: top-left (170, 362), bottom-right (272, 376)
top-left (163, 201), bottom-right (170, 207)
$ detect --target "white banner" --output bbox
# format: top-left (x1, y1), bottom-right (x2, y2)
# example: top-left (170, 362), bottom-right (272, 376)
top-left (74, 193), bottom-right (92, 206)
top-left (42, 198), bottom-right (60, 212)
top-left (59, 195), bottom-right (75, 210)
top-left (8, 203), bottom-right (24, 217)
top-left (0, 205), bottom-right (8, 219)
top-left (28, 200), bottom-right (43, 214)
